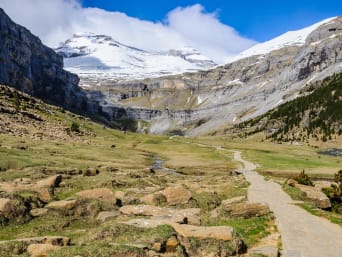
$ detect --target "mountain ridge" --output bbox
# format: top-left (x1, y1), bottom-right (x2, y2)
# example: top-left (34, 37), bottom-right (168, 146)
top-left (55, 33), bottom-right (216, 85)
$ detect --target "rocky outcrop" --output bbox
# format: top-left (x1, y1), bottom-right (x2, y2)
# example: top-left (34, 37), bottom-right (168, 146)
top-left (0, 8), bottom-right (100, 115)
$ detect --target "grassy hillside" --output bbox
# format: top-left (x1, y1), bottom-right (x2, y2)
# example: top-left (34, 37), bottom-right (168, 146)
top-left (234, 73), bottom-right (342, 144)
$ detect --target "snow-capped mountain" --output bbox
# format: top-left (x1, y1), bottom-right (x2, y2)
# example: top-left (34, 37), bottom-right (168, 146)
top-left (229, 17), bottom-right (336, 62)
top-left (55, 33), bottom-right (216, 84)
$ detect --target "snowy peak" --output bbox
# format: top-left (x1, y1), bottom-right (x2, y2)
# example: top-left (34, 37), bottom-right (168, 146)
top-left (230, 17), bottom-right (336, 62)
top-left (55, 33), bottom-right (216, 83)
top-left (167, 46), bottom-right (216, 67)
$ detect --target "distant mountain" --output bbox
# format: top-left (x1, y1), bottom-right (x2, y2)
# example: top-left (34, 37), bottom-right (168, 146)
top-left (55, 33), bottom-right (216, 85)
top-left (91, 16), bottom-right (342, 136)
top-left (229, 17), bottom-right (335, 62)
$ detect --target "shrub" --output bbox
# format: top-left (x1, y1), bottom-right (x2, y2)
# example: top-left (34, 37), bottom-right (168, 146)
top-left (70, 121), bottom-right (80, 132)
top-left (295, 170), bottom-right (314, 186)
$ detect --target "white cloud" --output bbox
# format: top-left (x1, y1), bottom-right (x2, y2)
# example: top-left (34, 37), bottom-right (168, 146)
top-left (0, 0), bottom-right (256, 63)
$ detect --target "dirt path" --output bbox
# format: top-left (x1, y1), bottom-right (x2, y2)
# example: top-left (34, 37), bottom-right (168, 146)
top-left (234, 151), bottom-right (342, 257)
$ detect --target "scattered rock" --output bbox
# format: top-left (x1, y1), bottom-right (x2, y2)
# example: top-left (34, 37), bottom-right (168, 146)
top-left (13, 178), bottom-right (32, 184)
top-left (27, 243), bottom-right (60, 257)
top-left (96, 211), bottom-right (120, 222)
top-left (152, 242), bottom-right (163, 252)
top-left (45, 200), bottom-right (76, 210)
top-left (172, 223), bottom-right (234, 241)
top-left (83, 168), bottom-right (99, 176)
top-left (14, 236), bottom-right (70, 246)
top-left (221, 196), bottom-right (246, 207)
top-left (249, 245), bottom-right (279, 257)
top-left (286, 179), bottom-right (298, 187)
top-left (35, 175), bottom-right (62, 188)
top-left (0, 175), bottom-right (62, 203)
top-left (295, 184), bottom-right (331, 209)
top-left (223, 202), bottom-right (270, 218)
top-left (0, 198), bottom-right (13, 218)
top-left (76, 188), bottom-right (115, 203)
top-left (140, 193), bottom-right (167, 206)
top-left (30, 208), bottom-right (48, 217)
top-left (165, 236), bottom-right (178, 252)
top-left (161, 186), bottom-right (192, 205)
top-left (120, 205), bottom-right (200, 225)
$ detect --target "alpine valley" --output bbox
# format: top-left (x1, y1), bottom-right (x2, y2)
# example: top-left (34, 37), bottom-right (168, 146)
top-left (1, 5), bottom-right (342, 257)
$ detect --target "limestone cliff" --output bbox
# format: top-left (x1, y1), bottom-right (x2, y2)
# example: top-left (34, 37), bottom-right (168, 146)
top-left (0, 8), bottom-right (97, 114)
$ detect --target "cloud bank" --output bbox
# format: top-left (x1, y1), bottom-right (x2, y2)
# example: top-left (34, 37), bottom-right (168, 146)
top-left (0, 0), bottom-right (256, 63)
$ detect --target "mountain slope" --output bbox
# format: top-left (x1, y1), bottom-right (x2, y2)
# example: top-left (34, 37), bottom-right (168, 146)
top-left (230, 17), bottom-right (336, 62)
top-left (56, 33), bottom-right (216, 85)
top-left (235, 73), bottom-right (342, 143)
top-left (89, 16), bottom-right (342, 136)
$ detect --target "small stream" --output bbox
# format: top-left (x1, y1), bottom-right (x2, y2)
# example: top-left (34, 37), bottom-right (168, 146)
top-left (150, 157), bottom-right (182, 176)
top-left (319, 148), bottom-right (342, 157)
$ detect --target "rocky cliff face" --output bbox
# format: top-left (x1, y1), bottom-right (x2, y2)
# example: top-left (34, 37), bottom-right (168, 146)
top-left (90, 16), bottom-right (342, 135)
top-left (0, 8), bottom-right (98, 114)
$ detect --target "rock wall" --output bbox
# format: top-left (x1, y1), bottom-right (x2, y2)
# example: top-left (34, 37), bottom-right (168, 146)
top-left (0, 8), bottom-right (98, 114)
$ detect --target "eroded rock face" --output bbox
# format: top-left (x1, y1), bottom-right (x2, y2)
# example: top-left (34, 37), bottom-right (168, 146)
top-left (0, 8), bottom-right (99, 115)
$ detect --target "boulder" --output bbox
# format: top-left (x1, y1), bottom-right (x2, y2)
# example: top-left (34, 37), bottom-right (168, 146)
top-left (96, 211), bottom-right (120, 222)
top-left (0, 175), bottom-right (62, 203)
top-left (152, 242), bottom-right (163, 252)
top-left (0, 198), bottom-right (13, 218)
top-left (35, 175), bottom-right (62, 188)
top-left (140, 193), bottom-right (167, 206)
top-left (120, 205), bottom-right (200, 225)
top-left (172, 223), bottom-right (234, 241)
top-left (165, 236), bottom-right (178, 252)
top-left (76, 188), bottom-right (115, 203)
top-left (295, 184), bottom-right (331, 209)
top-left (27, 243), bottom-right (60, 257)
top-left (45, 200), bottom-right (76, 210)
top-left (30, 208), bottom-right (48, 217)
top-left (83, 168), bottom-right (99, 176)
top-left (286, 179), bottom-right (298, 187)
top-left (13, 178), bottom-right (32, 184)
top-left (221, 196), bottom-right (246, 207)
top-left (15, 236), bottom-right (70, 246)
top-left (223, 202), bottom-right (270, 218)
top-left (249, 246), bottom-right (279, 257)
top-left (161, 186), bottom-right (192, 205)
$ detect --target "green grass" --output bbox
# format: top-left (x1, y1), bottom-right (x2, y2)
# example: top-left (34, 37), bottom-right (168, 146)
top-left (208, 215), bottom-right (273, 246)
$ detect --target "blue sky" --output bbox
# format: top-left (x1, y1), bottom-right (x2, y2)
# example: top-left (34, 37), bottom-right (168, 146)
top-left (81, 0), bottom-right (342, 41)
top-left (1, 0), bottom-right (341, 63)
